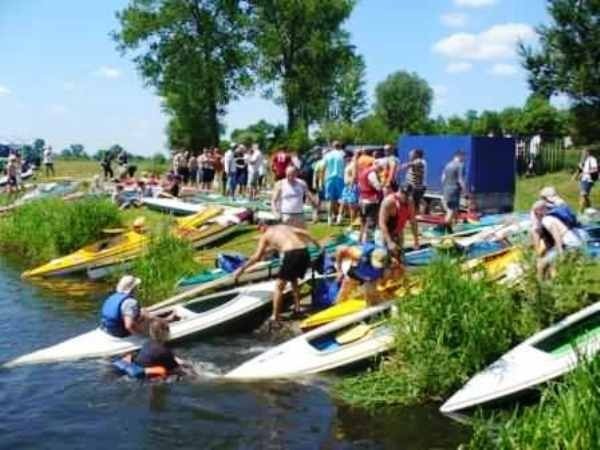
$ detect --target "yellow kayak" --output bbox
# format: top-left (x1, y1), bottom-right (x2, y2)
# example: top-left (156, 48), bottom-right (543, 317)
top-left (22, 207), bottom-right (224, 279)
top-left (22, 231), bottom-right (148, 278)
top-left (301, 246), bottom-right (522, 330)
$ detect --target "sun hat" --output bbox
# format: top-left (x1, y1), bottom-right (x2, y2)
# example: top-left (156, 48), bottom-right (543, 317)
top-left (132, 216), bottom-right (146, 230)
top-left (116, 275), bottom-right (141, 294)
top-left (370, 248), bottom-right (388, 269)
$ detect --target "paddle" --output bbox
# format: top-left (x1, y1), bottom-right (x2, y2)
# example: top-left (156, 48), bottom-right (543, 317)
top-left (335, 319), bottom-right (386, 345)
top-left (102, 228), bottom-right (126, 235)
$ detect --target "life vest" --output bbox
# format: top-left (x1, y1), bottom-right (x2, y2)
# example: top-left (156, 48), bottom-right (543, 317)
top-left (100, 292), bottom-right (131, 337)
top-left (387, 194), bottom-right (411, 235)
top-left (349, 243), bottom-right (385, 282)
top-left (357, 167), bottom-right (380, 203)
top-left (547, 205), bottom-right (579, 229)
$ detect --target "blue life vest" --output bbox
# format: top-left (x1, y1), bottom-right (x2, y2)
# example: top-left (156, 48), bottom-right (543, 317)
top-left (100, 292), bottom-right (131, 337)
top-left (216, 253), bottom-right (247, 273)
top-left (547, 205), bottom-right (579, 229)
top-left (350, 243), bottom-right (385, 282)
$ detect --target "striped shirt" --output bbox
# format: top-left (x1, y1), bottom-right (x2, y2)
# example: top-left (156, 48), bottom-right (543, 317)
top-left (406, 158), bottom-right (427, 188)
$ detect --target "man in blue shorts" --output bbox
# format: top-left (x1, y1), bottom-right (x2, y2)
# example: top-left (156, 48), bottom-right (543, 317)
top-left (323, 141), bottom-right (346, 225)
top-left (441, 150), bottom-right (466, 233)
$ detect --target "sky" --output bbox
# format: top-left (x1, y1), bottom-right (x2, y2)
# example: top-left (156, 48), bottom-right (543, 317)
top-left (0, 0), bottom-right (551, 156)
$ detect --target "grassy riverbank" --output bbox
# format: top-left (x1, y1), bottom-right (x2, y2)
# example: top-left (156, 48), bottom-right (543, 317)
top-left (336, 253), bottom-right (593, 408)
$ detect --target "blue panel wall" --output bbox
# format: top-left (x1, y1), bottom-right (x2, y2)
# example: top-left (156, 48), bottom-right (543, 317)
top-left (397, 135), bottom-right (515, 195)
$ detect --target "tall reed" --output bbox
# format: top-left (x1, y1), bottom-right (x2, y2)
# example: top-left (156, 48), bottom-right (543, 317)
top-left (0, 197), bottom-right (121, 265)
top-left (130, 230), bottom-right (199, 305)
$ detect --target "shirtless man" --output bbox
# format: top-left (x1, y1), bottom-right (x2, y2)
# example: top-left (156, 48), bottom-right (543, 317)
top-left (233, 223), bottom-right (322, 322)
top-left (378, 187), bottom-right (420, 260)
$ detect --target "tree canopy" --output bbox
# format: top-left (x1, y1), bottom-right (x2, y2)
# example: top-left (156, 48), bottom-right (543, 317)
top-left (520, 0), bottom-right (600, 142)
top-left (374, 71), bottom-right (433, 134)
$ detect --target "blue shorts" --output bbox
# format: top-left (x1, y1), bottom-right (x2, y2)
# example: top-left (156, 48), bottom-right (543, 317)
top-left (443, 189), bottom-right (460, 211)
top-left (341, 184), bottom-right (359, 205)
top-left (227, 173), bottom-right (237, 192)
top-left (580, 180), bottom-right (594, 196)
top-left (325, 177), bottom-right (344, 202)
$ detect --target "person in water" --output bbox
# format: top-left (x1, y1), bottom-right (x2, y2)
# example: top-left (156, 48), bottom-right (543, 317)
top-left (100, 275), bottom-right (149, 337)
top-left (120, 318), bottom-right (183, 377)
top-left (378, 186), bottom-right (420, 261)
top-left (232, 223), bottom-right (322, 322)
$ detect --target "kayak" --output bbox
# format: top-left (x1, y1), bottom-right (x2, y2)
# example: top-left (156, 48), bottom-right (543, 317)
top-left (142, 197), bottom-right (204, 216)
top-left (22, 207), bottom-right (224, 278)
top-left (3, 280), bottom-right (279, 367)
top-left (17, 180), bottom-right (80, 204)
top-left (300, 246), bottom-right (523, 330)
top-left (417, 211), bottom-right (479, 225)
top-left (421, 213), bottom-right (529, 239)
top-left (440, 301), bottom-right (600, 414)
top-left (225, 302), bottom-right (395, 380)
top-left (177, 234), bottom-right (354, 292)
top-left (22, 231), bottom-right (148, 278)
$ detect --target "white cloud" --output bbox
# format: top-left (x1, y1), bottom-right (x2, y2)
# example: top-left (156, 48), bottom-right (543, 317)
top-left (94, 66), bottom-right (121, 79)
top-left (489, 63), bottom-right (519, 76)
top-left (433, 23), bottom-right (535, 60)
top-left (441, 12), bottom-right (468, 28)
top-left (446, 62), bottom-right (473, 74)
top-left (454, 0), bottom-right (497, 7)
top-left (0, 85), bottom-right (11, 96)
top-left (49, 104), bottom-right (68, 115)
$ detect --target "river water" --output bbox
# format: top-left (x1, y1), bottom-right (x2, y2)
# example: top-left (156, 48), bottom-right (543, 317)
top-left (0, 261), bottom-right (467, 449)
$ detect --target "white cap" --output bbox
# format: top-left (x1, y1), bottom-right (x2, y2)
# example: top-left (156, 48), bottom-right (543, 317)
top-left (116, 275), bottom-right (141, 294)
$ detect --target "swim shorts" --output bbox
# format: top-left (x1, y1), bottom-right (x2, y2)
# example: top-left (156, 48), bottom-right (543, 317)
top-left (279, 248), bottom-right (311, 282)
top-left (325, 176), bottom-right (344, 202)
top-left (341, 184), bottom-right (359, 205)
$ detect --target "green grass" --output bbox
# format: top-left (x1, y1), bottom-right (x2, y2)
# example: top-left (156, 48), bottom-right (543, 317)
top-left (514, 170), bottom-right (581, 211)
top-left (467, 356), bottom-right (600, 450)
top-left (0, 197), bottom-right (121, 266)
top-left (130, 231), bottom-right (200, 306)
top-left (34, 158), bottom-right (168, 182)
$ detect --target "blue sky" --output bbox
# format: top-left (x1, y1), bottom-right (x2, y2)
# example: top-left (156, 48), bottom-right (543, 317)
top-left (0, 0), bottom-right (550, 155)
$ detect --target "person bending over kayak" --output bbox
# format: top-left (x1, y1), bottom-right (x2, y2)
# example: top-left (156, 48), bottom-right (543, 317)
top-left (233, 223), bottom-right (322, 323)
top-left (100, 275), bottom-right (149, 337)
top-left (334, 243), bottom-right (403, 305)
top-left (378, 186), bottom-right (420, 261)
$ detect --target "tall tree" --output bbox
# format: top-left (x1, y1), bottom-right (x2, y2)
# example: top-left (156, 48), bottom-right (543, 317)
top-left (114, 0), bottom-right (253, 149)
top-left (329, 53), bottom-right (368, 123)
top-left (374, 71), bottom-right (433, 133)
top-left (520, 0), bottom-right (600, 141)
top-left (250, 0), bottom-right (356, 131)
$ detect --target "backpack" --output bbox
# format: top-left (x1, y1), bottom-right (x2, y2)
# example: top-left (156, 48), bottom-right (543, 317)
top-left (311, 251), bottom-right (340, 308)
top-left (591, 171), bottom-right (599, 182)
top-left (547, 205), bottom-right (579, 229)
top-left (216, 253), bottom-right (247, 273)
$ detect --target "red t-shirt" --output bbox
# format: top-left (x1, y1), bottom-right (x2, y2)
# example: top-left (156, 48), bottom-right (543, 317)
top-left (272, 152), bottom-right (291, 178)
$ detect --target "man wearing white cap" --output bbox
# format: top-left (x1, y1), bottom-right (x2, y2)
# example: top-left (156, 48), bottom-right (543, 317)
top-left (100, 275), bottom-right (146, 337)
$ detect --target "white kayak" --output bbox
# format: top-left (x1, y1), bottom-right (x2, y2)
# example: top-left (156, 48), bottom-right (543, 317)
top-left (142, 197), bottom-right (203, 215)
top-left (3, 280), bottom-right (278, 367)
top-left (225, 302), bottom-right (394, 380)
top-left (440, 301), bottom-right (600, 414)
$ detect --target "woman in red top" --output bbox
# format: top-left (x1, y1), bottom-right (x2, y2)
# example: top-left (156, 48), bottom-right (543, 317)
top-left (271, 149), bottom-right (292, 181)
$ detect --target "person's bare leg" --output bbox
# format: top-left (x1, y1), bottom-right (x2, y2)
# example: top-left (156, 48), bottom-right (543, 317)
top-left (291, 279), bottom-right (301, 313)
top-left (272, 279), bottom-right (286, 320)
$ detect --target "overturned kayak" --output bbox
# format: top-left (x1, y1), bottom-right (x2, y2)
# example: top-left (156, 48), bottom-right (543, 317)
top-left (3, 280), bottom-right (278, 367)
top-left (142, 197), bottom-right (204, 216)
top-left (225, 302), bottom-right (394, 380)
top-left (22, 206), bottom-right (224, 278)
top-left (441, 301), bottom-right (600, 414)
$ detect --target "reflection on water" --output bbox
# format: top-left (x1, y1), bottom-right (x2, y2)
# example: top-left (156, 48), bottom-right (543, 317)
top-left (0, 257), bottom-right (467, 450)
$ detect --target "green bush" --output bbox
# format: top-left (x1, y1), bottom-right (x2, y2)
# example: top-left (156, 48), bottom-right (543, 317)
top-left (130, 231), bottom-right (199, 305)
top-left (467, 356), bottom-right (600, 450)
top-left (0, 197), bottom-right (121, 265)
top-left (337, 258), bottom-right (516, 407)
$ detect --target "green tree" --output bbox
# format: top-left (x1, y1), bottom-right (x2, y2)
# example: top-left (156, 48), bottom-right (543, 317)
top-left (356, 114), bottom-right (397, 144)
top-left (374, 71), bottom-right (433, 133)
top-left (317, 120), bottom-right (359, 144)
top-left (499, 107), bottom-right (524, 136)
top-left (230, 119), bottom-right (282, 150)
top-left (31, 138), bottom-right (45, 161)
top-left (114, 0), bottom-right (254, 149)
top-left (473, 110), bottom-right (502, 136)
top-left (520, 95), bottom-right (566, 137)
top-left (445, 115), bottom-right (469, 135)
top-left (250, 0), bottom-right (356, 131)
top-left (520, 0), bottom-right (600, 141)
top-left (329, 53), bottom-right (368, 123)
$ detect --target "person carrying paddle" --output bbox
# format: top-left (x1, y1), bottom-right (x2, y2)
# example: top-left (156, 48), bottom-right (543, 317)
top-left (232, 223), bottom-right (322, 323)
top-left (378, 186), bottom-right (420, 261)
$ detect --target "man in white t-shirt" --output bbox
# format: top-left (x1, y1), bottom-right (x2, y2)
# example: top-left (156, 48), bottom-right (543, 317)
top-left (223, 145), bottom-right (237, 198)
top-left (247, 144), bottom-right (264, 200)
top-left (577, 149), bottom-right (598, 212)
top-left (527, 133), bottom-right (542, 175)
top-left (43, 145), bottom-right (55, 177)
